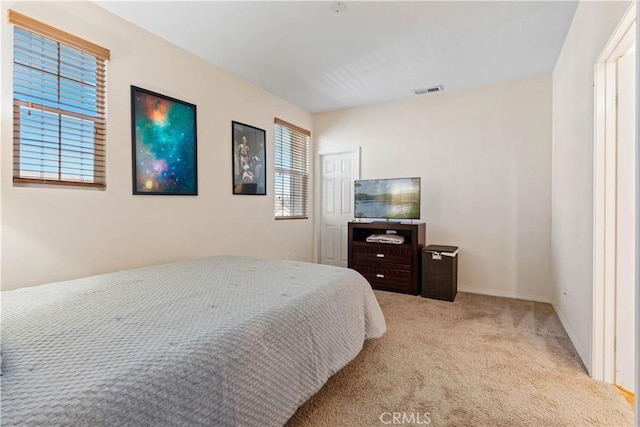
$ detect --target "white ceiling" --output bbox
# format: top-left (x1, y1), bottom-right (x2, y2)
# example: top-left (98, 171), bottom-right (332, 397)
top-left (95, 1), bottom-right (578, 114)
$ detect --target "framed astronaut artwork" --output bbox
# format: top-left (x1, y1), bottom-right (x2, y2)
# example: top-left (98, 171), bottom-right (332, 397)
top-left (232, 121), bottom-right (266, 195)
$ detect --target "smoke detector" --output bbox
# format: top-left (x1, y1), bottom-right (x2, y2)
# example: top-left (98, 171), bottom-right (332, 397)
top-left (413, 85), bottom-right (444, 95)
top-left (331, 2), bottom-right (347, 13)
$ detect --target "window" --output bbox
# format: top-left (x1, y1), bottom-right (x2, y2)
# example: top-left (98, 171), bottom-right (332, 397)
top-left (10, 10), bottom-right (110, 188)
top-left (274, 118), bottom-right (310, 219)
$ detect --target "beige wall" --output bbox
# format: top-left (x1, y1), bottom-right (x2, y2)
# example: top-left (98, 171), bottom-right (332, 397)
top-left (315, 74), bottom-right (552, 302)
top-left (551, 0), bottom-right (631, 373)
top-left (0, 1), bottom-right (314, 290)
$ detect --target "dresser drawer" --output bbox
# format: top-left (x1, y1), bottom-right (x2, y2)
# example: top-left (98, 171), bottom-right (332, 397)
top-left (351, 242), bottom-right (413, 266)
top-left (350, 263), bottom-right (413, 290)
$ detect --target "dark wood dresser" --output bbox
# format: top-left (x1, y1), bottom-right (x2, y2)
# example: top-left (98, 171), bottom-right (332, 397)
top-left (348, 221), bottom-right (426, 295)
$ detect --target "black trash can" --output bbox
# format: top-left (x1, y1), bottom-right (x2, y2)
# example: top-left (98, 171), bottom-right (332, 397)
top-left (422, 245), bottom-right (458, 302)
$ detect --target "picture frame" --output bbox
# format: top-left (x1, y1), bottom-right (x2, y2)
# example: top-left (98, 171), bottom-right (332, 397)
top-left (232, 121), bottom-right (266, 195)
top-left (131, 86), bottom-right (198, 195)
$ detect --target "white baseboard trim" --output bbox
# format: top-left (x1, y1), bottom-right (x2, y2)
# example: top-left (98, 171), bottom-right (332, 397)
top-left (551, 301), bottom-right (590, 374)
top-left (457, 286), bottom-right (551, 303)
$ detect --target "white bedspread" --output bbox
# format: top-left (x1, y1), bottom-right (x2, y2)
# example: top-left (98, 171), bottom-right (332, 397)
top-left (0, 256), bottom-right (386, 426)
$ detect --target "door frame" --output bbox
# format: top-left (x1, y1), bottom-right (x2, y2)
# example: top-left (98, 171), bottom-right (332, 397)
top-left (592, 2), bottom-right (636, 383)
top-left (314, 148), bottom-right (361, 264)
top-left (636, 4), bottom-right (639, 420)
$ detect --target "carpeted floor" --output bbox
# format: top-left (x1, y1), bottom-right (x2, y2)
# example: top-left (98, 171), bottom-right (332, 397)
top-left (287, 291), bottom-right (634, 427)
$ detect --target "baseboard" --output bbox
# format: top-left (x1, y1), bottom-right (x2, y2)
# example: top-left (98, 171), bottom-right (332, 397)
top-left (551, 301), bottom-right (590, 373)
top-left (457, 286), bottom-right (551, 303)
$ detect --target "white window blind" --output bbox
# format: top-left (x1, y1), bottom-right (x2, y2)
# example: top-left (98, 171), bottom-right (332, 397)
top-left (274, 118), bottom-right (310, 219)
top-left (10, 10), bottom-right (109, 188)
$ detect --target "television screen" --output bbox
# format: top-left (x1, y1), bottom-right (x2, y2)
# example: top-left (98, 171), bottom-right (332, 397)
top-left (354, 177), bottom-right (421, 219)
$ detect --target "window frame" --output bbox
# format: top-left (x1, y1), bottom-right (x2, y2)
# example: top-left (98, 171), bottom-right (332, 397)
top-left (274, 118), bottom-right (311, 220)
top-left (9, 10), bottom-right (109, 188)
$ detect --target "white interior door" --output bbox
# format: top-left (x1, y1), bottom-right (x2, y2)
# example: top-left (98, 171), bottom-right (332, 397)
top-left (319, 151), bottom-right (359, 267)
top-left (615, 44), bottom-right (636, 393)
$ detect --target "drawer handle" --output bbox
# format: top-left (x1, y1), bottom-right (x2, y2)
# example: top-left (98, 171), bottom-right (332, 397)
top-left (376, 274), bottom-right (385, 278)
top-left (376, 253), bottom-right (385, 258)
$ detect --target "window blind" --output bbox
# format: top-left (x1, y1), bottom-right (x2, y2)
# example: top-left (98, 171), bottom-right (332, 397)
top-left (274, 118), bottom-right (310, 219)
top-left (10, 10), bottom-right (109, 188)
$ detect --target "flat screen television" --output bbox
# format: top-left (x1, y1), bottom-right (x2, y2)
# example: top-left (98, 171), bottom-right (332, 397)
top-left (354, 177), bottom-right (421, 220)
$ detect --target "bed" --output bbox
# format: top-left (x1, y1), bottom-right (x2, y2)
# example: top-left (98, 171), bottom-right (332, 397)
top-left (0, 256), bottom-right (386, 426)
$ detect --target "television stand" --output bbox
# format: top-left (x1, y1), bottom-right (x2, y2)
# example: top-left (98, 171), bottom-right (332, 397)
top-left (348, 221), bottom-right (426, 295)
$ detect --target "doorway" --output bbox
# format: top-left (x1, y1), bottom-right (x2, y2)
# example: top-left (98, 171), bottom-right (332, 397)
top-left (592, 2), bottom-right (636, 396)
top-left (318, 149), bottom-right (360, 267)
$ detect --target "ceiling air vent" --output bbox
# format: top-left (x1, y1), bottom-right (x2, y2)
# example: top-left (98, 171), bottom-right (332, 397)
top-left (413, 85), bottom-right (443, 95)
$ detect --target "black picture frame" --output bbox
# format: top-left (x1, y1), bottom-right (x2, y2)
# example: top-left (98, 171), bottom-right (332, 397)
top-left (232, 121), bottom-right (266, 195)
top-left (131, 86), bottom-right (198, 195)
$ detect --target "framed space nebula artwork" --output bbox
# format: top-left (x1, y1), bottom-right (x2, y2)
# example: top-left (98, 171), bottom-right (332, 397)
top-left (131, 86), bottom-right (197, 195)
top-left (232, 121), bottom-right (266, 195)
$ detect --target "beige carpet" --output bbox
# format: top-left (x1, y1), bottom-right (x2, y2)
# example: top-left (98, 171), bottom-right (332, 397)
top-left (287, 291), bottom-right (634, 427)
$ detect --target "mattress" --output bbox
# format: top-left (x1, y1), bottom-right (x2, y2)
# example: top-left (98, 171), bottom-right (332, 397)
top-left (0, 256), bottom-right (386, 426)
